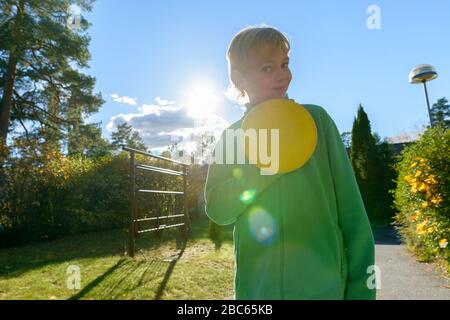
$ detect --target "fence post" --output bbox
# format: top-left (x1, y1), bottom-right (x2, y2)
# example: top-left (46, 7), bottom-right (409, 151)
top-left (181, 165), bottom-right (188, 240)
top-left (129, 150), bottom-right (136, 258)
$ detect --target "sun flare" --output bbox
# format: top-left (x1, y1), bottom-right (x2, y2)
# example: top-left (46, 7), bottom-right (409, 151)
top-left (186, 84), bottom-right (218, 119)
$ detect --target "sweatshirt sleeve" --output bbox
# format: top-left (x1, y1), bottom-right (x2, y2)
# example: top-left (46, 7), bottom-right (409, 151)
top-left (322, 109), bottom-right (377, 300)
top-left (204, 129), bottom-right (281, 226)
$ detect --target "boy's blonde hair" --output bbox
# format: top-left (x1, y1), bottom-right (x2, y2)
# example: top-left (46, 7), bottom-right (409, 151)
top-left (225, 25), bottom-right (291, 105)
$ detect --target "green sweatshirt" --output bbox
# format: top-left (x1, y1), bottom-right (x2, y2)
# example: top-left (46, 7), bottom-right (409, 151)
top-left (204, 102), bottom-right (376, 300)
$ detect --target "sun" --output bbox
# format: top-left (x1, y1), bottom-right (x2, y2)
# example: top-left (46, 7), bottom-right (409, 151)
top-left (186, 84), bottom-right (218, 119)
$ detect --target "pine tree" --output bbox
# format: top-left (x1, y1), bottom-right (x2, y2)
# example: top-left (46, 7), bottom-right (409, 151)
top-left (0, 0), bottom-right (103, 151)
top-left (350, 104), bottom-right (379, 221)
top-left (67, 122), bottom-right (112, 159)
top-left (430, 97), bottom-right (450, 129)
top-left (111, 122), bottom-right (147, 152)
top-left (350, 105), bottom-right (398, 223)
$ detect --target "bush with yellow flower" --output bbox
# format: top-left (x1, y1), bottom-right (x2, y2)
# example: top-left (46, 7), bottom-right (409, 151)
top-left (392, 125), bottom-right (449, 268)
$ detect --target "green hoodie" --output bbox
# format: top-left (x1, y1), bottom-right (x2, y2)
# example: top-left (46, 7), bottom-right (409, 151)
top-left (204, 102), bottom-right (376, 300)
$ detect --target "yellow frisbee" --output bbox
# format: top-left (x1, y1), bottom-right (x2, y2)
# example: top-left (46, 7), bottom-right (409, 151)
top-left (240, 98), bottom-right (318, 174)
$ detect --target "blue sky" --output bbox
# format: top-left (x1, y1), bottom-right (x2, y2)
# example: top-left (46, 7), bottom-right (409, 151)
top-left (83, 0), bottom-right (450, 155)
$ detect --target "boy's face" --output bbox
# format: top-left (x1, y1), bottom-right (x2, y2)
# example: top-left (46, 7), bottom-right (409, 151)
top-left (238, 47), bottom-right (292, 106)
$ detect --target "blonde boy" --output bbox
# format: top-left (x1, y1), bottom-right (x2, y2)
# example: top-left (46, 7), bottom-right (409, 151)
top-left (204, 25), bottom-right (376, 300)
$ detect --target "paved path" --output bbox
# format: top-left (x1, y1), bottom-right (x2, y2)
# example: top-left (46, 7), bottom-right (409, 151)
top-left (373, 226), bottom-right (450, 300)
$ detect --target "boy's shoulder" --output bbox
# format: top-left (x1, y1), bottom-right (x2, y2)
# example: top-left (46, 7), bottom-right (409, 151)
top-left (300, 103), bottom-right (330, 119)
top-left (297, 103), bottom-right (336, 130)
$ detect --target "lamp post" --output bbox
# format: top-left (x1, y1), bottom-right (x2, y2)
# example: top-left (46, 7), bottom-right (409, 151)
top-left (408, 64), bottom-right (438, 128)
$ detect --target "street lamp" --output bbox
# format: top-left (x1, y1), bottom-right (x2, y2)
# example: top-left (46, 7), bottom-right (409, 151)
top-left (409, 64), bottom-right (438, 128)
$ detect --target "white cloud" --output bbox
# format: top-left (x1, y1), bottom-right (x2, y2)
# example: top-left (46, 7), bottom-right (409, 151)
top-left (155, 96), bottom-right (175, 106)
top-left (110, 93), bottom-right (138, 105)
top-left (106, 113), bottom-right (137, 131)
top-left (106, 97), bottom-right (229, 152)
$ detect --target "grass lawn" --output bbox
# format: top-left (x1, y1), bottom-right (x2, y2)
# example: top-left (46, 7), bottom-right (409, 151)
top-left (0, 217), bottom-right (235, 300)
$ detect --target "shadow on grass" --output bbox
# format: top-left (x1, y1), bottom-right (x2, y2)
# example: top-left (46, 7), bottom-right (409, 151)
top-left (0, 217), bottom-right (214, 280)
top-left (0, 228), bottom-right (128, 280)
top-left (69, 259), bottom-right (128, 300)
top-left (154, 239), bottom-right (186, 300)
top-left (67, 238), bottom-right (188, 300)
top-left (208, 235), bottom-right (225, 252)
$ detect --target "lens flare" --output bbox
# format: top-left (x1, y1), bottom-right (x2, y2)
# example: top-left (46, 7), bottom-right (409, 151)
top-left (186, 84), bottom-right (218, 119)
top-left (240, 189), bottom-right (256, 204)
top-left (232, 167), bottom-right (243, 180)
top-left (248, 207), bottom-right (277, 245)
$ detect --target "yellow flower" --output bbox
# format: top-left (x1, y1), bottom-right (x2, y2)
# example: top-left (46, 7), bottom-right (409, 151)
top-left (425, 174), bottom-right (437, 185)
top-left (410, 162), bottom-right (417, 168)
top-left (416, 219), bottom-right (429, 235)
top-left (418, 183), bottom-right (427, 192)
top-left (416, 225), bottom-right (426, 235)
top-left (439, 239), bottom-right (448, 249)
top-left (421, 201), bottom-right (428, 209)
top-left (426, 226), bottom-right (435, 234)
top-left (414, 170), bottom-right (422, 177)
top-left (431, 196), bottom-right (443, 205)
top-left (415, 157), bottom-right (426, 163)
top-left (410, 210), bottom-right (421, 222)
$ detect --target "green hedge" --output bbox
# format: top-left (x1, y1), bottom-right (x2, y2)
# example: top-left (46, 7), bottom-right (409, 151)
top-left (0, 152), bottom-right (129, 247)
top-left (0, 150), bottom-right (202, 248)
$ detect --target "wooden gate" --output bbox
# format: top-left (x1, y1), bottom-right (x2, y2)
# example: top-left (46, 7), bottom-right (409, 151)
top-left (124, 147), bottom-right (189, 257)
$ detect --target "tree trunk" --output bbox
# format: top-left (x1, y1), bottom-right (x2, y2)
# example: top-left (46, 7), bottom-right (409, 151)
top-left (0, 0), bottom-right (24, 146)
top-left (0, 52), bottom-right (17, 145)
